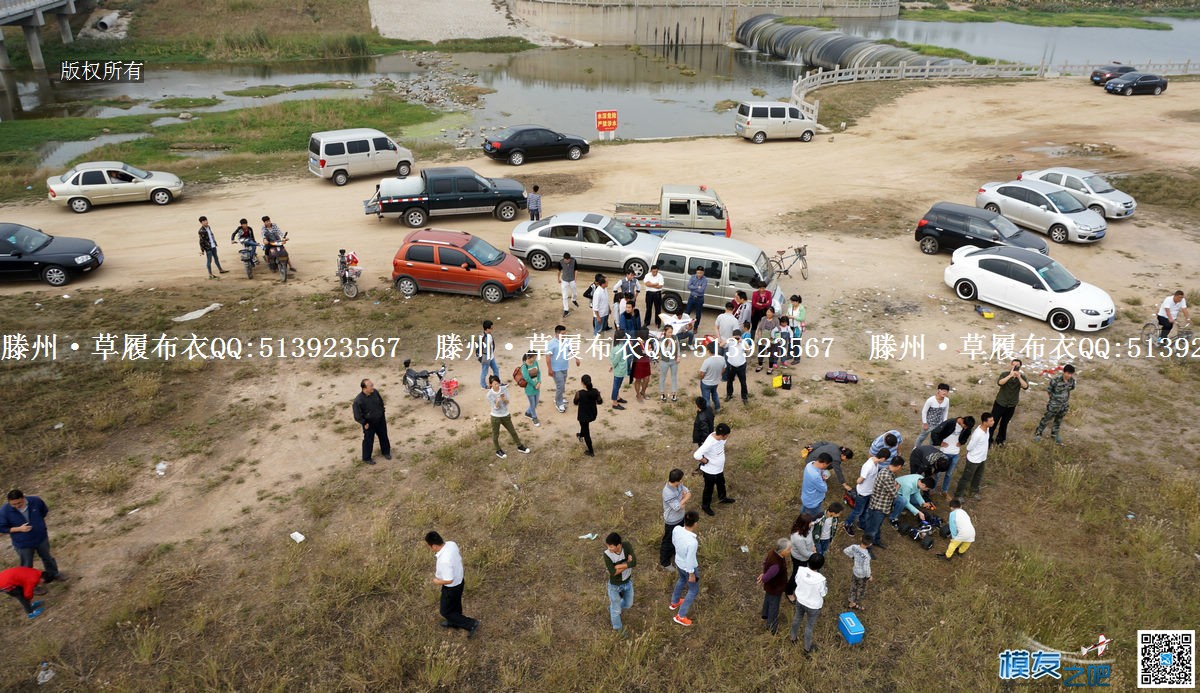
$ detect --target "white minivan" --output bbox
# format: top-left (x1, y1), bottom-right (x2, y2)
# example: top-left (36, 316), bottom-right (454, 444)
top-left (734, 101), bottom-right (817, 144)
top-left (308, 128), bottom-right (415, 186)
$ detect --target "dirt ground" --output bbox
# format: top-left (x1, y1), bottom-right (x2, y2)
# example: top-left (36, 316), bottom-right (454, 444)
top-left (3, 78), bottom-right (1200, 603)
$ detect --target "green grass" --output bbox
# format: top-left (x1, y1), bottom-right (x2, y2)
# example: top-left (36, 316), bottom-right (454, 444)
top-left (222, 81), bottom-right (355, 98)
top-left (875, 38), bottom-right (1001, 64)
top-left (773, 16), bottom-right (840, 30)
top-left (1117, 168), bottom-right (1200, 218)
top-left (150, 97), bottom-right (223, 109)
top-left (899, 6), bottom-right (1173, 29)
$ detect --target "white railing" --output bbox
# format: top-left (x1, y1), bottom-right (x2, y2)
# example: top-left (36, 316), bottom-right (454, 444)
top-left (791, 60), bottom-right (1200, 120)
top-left (517, 0), bottom-right (895, 7)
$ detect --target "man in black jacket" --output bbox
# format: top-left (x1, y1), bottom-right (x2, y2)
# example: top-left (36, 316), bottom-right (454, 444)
top-left (692, 396), bottom-right (714, 449)
top-left (353, 378), bottom-right (391, 465)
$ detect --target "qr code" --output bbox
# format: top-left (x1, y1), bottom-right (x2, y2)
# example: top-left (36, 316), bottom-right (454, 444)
top-left (1138, 630), bottom-right (1195, 689)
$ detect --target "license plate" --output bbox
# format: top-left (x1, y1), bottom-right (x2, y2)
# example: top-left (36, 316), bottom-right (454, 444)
top-left (96, 252), bottom-right (104, 264)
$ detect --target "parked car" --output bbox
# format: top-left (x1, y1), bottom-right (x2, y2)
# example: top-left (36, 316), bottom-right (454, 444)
top-left (46, 161), bottom-right (183, 213)
top-left (0, 222), bottom-right (103, 286)
top-left (391, 228), bottom-right (528, 304)
top-left (733, 101), bottom-right (817, 144)
top-left (482, 125), bottom-right (590, 166)
top-left (509, 212), bottom-right (659, 278)
top-left (1090, 64), bottom-right (1136, 85)
top-left (652, 231), bottom-right (780, 314)
top-left (365, 167), bottom-right (526, 227)
top-left (915, 202), bottom-right (1048, 256)
top-left (1104, 72), bottom-right (1168, 96)
top-left (944, 245), bottom-right (1114, 332)
top-left (308, 128), bottom-right (414, 186)
top-left (1018, 167), bottom-right (1137, 220)
top-left (975, 180), bottom-right (1106, 244)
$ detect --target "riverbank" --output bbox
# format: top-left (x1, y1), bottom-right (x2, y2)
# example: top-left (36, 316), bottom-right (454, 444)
top-left (899, 5), bottom-right (1200, 29)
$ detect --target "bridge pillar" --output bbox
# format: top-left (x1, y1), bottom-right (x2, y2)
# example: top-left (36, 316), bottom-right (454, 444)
top-left (22, 23), bottom-right (46, 71)
top-left (57, 13), bottom-right (74, 44)
top-left (0, 37), bottom-right (17, 119)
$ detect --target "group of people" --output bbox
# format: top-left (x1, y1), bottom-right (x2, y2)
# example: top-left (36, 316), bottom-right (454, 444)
top-left (0, 490), bottom-right (66, 620)
top-left (197, 215), bottom-right (291, 278)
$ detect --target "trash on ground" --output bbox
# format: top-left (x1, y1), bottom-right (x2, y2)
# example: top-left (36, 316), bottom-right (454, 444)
top-left (155, 462), bottom-right (168, 476)
top-left (578, 533), bottom-right (598, 540)
top-left (290, 531), bottom-right (306, 543)
top-left (172, 303), bottom-right (223, 322)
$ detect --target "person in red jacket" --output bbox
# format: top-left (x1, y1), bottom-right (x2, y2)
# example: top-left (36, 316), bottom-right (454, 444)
top-left (750, 281), bottom-right (774, 336)
top-left (0, 566), bottom-right (46, 619)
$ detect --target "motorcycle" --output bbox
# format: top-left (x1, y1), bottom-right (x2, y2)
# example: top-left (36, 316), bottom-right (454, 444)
top-left (402, 359), bottom-right (460, 419)
top-left (336, 249), bottom-right (361, 298)
top-left (238, 239), bottom-right (260, 279)
top-left (265, 233), bottom-right (289, 283)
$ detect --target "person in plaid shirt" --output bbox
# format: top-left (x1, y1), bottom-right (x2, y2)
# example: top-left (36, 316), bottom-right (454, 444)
top-left (863, 458), bottom-right (903, 550)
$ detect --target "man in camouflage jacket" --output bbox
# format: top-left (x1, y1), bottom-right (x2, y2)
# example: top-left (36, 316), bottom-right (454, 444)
top-left (1035, 364), bottom-right (1076, 445)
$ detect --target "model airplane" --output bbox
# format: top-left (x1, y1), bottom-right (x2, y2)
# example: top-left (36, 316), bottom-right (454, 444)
top-left (1080, 634), bottom-right (1112, 656)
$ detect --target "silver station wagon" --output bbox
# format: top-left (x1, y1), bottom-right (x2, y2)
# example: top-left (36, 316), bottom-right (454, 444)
top-left (47, 161), bottom-right (184, 213)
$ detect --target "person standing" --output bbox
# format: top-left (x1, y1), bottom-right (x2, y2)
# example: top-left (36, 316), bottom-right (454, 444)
top-left (955, 413), bottom-right (994, 500)
top-left (694, 423), bottom-right (735, 516)
top-left (800, 454), bottom-right (832, 517)
top-left (520, 351), bottom-right (542, 427)
top-left (843, 537), bottom-right (873, 610)
top-left (863, 458), bottom-right (902, 549)
top-left (486, 376), bottom-right (530, 459)
top-left (477, 320), bottom-right (500, 390)
top-left (526, 184), bottom-right (542, 221)
top-left (685, 266), bottom-right (707, 326)
top-left (608, 330), bottom-right (630, 412)
top-left (643, 264), bottom-right (665, 327)
top-left (1157, 289), bottom-right (1190, 341)
top-left (0, 566), bottom-right (47, 620)
top-left (657, 325), bottom-right (679, 402)
top-left (724, 329), bottom-right (749, 405)
top-left (546, 325), bottom-right (581, 414)
top-left (591, 275), bottom-right (611, 336)
top-left (698, 342), bottom-right (724, 412)
top-left (714, 302), bottom-right (739, 354)
top-left (573, 374), bottom-right (602, 457)
top-left (941, 498), bottom-right (976, 562)
top-left (197, 216), bottom-right (227, 277)
top-left (750, 281), bottom-right (774, 337)
top-left (757, 537), bottom-right (791, 635)
top-left (812, 503), bottom-right (843, 556)
top-left (1035, 365), bottom-right (1077, 445)
top-left (670, 511), bottom-right (700, 626)
top-left (913, 383), bottom-right (950, 450)
top-left (660, 469), bottom-right (691, 568)
top-left (843, 450), bottom-right (886, 536)
top-left (692, 396), bottom-right (714, 449)
top-left (789, 552), bottom-right (827, 653)
top-left (352, 378), bottom-right (391, 464)
top-left (785, 513), bottom-right (816, 595)
top-left (1, 491), bottom-right (63, 582)
top-left (425, 531), bottom-right (480, 638)
top-left (932, 415), bottom-right (973, 500)
top-left (755, 307), bottom-right (780, 374)
top-left (732, 291), bottom-right (752, 329)
top-left (990, 360), bottom-right (1028, 447)
top-left (630, 338), bottom-right (652, 403)
top-left (602, 532), bottom-right (637, 634)
top-left (617, 270), bottom-right (641, 307)
top-left (557, 253), bottom-right (578, 318)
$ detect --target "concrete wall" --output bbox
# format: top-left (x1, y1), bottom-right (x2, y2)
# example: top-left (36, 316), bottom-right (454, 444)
top-left (510, 0), bottom-right (898, 46)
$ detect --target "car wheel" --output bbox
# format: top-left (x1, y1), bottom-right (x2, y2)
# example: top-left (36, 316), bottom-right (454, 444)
top-left (751, 131), bottom-right (766, 144)
top-left (799, 130), bottom-right (814, 143)
top-left (41, 265), bottom-right (69, 287)
top-left (403, 207), bottom-right (428, 228)
top-left (918, 236), bottom-right (939, 255)
top-left (1088, 204), bottom-right (1105, 217)
top-left (1123, 87), bottom-right (1133, 96)
top-left (151, 189), bottom-right (173, 205)
top-left (661, 293), bottom-right (682, 314)
top-left (395, 276), bottom-right (418, 297)
top-left (508, 151), bottom-right (525, 166)
top-left (984, 203), bottom-right (1000, 214)
top-left (566, 146), bottom-right (582, 161)
top-left (481, 283), bottom-right (505, 304)
top-left (495, 201), bottom-right (518, 222)
top-left (954, 279), bottom-right (977, 301)
top-left (1153, 86), bottom-right (1162, 95)
top-left (69, 197), bottom-right (92, 214)
top-left (332, 170), bottom-right (349, 186)
top-left (624, 258), bottom-right (648, 279)
top-left (527, 250), bottom-right (551, 271)
top-left (397, 162), bottom-right (411, 177)
top-left (1049, 224), bottom-right (1069, 244)
top-left (1048, 309), bottom-right (1074, 332)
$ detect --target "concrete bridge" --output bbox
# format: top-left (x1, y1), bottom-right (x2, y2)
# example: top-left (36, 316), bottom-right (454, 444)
top-left (1, 0), bottom-right (78, 70)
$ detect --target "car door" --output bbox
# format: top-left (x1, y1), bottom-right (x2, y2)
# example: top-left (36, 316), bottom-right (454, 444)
top-left (0, 236), bottom-right (33, 280)
top-left (345, 138), bottom-right (372, 176)
top-left (454, 175), bottom-right (493, 214)
top-left (1021, 188), bottom-right (1055, 232)
top-left (931, 212), bottom-right (968, 249)
top-left (1000, 261), bottom-right (1054, 320)
top-left (974, 258), bottom-right (1015, 309)
top-left (546, 224), bottom-right (582, 263)
top-left (75, 169), bottom-right (114, 204)
top-left (402, 243), bottom-right (441, 289)
top-left (993, 186), bottom-right (1027, 227)
top-left (427, 177), bottom-right (456, 216)
top-left (688, 254), bottom-right (729, 309)
top-left (524, 128), bottom-right (557, 160)
top-left (371, 135), bottom-right (400, 174)
top-left (1135, 75), bottom-right (1156, 94)
top-left (105, 168), bottom-right (142, 202)
top-left (1060, 174), bottom-right (1092, 207)
top-left (436, 246), bottom-right (475, 295)
top-left (579, 225), bottom-right (621, 269)
top-left (728, 260), bottom-right (760, 302)
top-left (966, 217), bottom-right (1004, 249)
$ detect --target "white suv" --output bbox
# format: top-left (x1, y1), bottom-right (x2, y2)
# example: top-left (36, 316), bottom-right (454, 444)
top-left (975, 179), bottom-right (1107, 244)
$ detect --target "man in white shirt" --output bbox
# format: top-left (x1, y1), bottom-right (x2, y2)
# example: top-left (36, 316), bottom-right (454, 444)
top-left (714, 302), bottom-right (739, 353)
top-left (724, 330), bottom-right (750, 404)
top-left (954, 413), bottom-right (993, 501)
top-left (662, 311), bottom-right (695, 348)
top-left (913, 383), bottom-right (950, 449)
top-left (425, 531), bottom-right (480, 638)
top-left (1157, 290), bottom-right (1191, 342)
top-left (789, 552), bottom-right (827, 653)
top-left (843, 450), bottom-right (886, 536)
top-left (591, 275), bottom-right (611, 336)
top-left (644, 265), bottom-right (665, 328)
top-left (694, 423), bottom-right (735, 515)
top-left (670, 511), bottom-right (701, 626)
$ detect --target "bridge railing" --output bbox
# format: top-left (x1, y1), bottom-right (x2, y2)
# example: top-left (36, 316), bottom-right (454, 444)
top-left (516, 0), bottom-right (895, 7)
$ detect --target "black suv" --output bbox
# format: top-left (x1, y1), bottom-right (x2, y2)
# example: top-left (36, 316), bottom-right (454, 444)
top-left (915, 202), bottom-right (1048, 256)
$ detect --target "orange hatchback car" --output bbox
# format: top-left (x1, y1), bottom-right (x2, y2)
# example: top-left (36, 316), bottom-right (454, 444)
top-left (392, 228), bottom-right (529, 304)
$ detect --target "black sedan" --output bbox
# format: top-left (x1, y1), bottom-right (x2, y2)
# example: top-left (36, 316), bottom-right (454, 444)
top-left (1090, 64), bottom-right (1136, 85)
top-left (482, 125), bottom-right (590, 166)
top-left (0, 222), bottom-right (104, 286)
top-left (1105, 72), bottom-right (1168, 96)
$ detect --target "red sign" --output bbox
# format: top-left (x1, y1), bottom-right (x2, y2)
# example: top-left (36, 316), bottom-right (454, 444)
top-left (595, 110), bottom-right (618, 132)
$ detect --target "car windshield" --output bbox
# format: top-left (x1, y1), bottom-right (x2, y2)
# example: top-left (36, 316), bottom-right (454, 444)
top-left (493, 127), bottom-right (519, 140)
top-left (1082, 175), bottom-right (1114, 193)
top-left (123, 163), bottom-right (150, 179)
top-left (992, 215), bottom-right (1022, 238)
top-left (1046, 190), bottom-right (1085, 213)
top-left (602, 218), bottom-right (638, 245)
top-left (0, 223), bottom-right (51, 253)
top-left (462, 237), bottom-right (505, 266)
top-left (1037, 261), bottom-right (1081, 292)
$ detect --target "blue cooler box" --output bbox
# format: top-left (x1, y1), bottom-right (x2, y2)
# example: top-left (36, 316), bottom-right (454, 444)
top-left (838, 612), bottom-right (865, 645)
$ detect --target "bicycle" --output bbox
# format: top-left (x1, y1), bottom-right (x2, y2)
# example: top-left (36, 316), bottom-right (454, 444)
top-left (769, 244), bottom-right (808, 280)
top-left (1140, 319), bottom-right (1193, 344)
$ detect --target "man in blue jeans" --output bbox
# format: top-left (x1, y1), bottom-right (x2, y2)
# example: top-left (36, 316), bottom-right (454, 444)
top-left (670, 511), bottom-right (701, 626)
top-left (888, 473), bottom-right (934, 528)
top-left (477, 320), bottom-right (499, 389)
top-left (545, 325), bottom-right (580, 414)
top-left (0, 490), bottom-right (64, 582)
top-left (697, 342), bottom-right (724, 412)
top-left (602, 532), bottom-right (637, 634)
top-left (862, 458), bottom-right (902, 550)
top-left (844, 450), bottom-right (887, 536)
top-left (685, 266), bottom-right (708, 327)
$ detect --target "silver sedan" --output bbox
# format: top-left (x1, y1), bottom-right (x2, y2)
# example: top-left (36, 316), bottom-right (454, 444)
top-left (508, 211), bottom-right (660, 278)
top-left (1018, 167), bottom-right (1136, 220)
top-left (47, 161), bottom-right (184, 213)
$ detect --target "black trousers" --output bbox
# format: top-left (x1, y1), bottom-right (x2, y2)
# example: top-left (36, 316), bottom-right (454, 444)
top-left (701, 471), bottom-right (727, 509)
top-left (2, 588), bottom-right (33, 614)
top-left (361, 419), bottom-right (391, 461)
top-left (990, 401), bottom-right (1017, 446)
top-left (579, 419), bottom-right (594, 454)
top-left (646, 292), bottom-right (663, 327)
top-left (725, 363), bottom-right (748, 401)
top-left (439, 583), bottom-right (477, 631)
top-left (1158, 315), bottom-right (1175, 339)
top-left (784, 555), bottom-right (809, 595)
top-left (660, 520), bottom-right (682, 567)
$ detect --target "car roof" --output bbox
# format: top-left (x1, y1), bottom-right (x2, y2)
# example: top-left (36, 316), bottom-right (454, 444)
top-left (310, 128), bottom-right (387, 139)
top-left (659, 231), bottom-right (764, 259)
top-left (1036, 167), bottom-right (1098, 178)
top-left (929, 201), bottom-right (999, 219)
top-left (1098, 64), bottom-right (1133, 70)
top-left (661, 184), bottom-right (719, 198)
top-left (68, 161), bottom-right (129, 171)
top-left (424, 166), bottom-right (480, 177)
top-left (967, 245), bottom-right (1054, 268)
top-left (403, 228), bottom-right (473, 247)
top-left (537, 211), bottom-right (611, 226)
top-left (997, 178), bottom-right (1064, 194)
top-left (738, 101), bottom-right (795, 107)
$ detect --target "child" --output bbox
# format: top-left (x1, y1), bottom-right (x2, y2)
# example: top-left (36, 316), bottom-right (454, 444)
top-left (775, 316), bottom-right (793, 368)
top-left (813, 502), bottom-right (844, 555)
top-left (942, 498), bottom-right (975, 561)
top-left (843, 536), bottom-right (873, 610)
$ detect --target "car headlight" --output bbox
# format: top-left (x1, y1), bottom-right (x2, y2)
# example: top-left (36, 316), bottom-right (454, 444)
top-left (1081, 309), bottom-right (1100, 316)
top-left (506, 272), bottom-right (517, 281)
top-left (1078, 224), bottom-right (1094, 232)
top-left (74, 254), bottom-right (93, 264)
